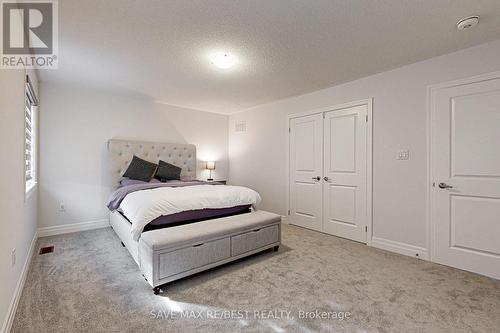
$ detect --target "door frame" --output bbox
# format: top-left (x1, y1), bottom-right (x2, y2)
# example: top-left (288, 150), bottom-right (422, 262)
top-left (428, 70), bottom-right (500, 262)
top-left (285, 98), bottom-right (373, 245)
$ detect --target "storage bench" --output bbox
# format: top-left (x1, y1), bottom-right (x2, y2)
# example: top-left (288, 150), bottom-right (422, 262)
top-left (122, 210), bottom-right (282, 294)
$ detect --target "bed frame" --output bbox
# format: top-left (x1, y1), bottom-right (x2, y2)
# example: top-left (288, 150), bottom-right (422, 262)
top-left (107, 139), bottom-right (281, 294)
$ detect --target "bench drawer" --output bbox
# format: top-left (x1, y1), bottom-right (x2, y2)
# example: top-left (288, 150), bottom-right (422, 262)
top-left (159, 238), bottom-right (230, 279)
top-left (231, 225), bottom-right (279, 256)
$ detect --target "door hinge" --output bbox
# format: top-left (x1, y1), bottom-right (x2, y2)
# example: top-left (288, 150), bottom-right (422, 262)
top-left (287, 210), bottom-right (290, 215)
top-left (288, 127), bottom-right (291, 133)
top-left (365, 226), bottom-right (368, 232)
top-left (366, 115), bottom-right (368, 122)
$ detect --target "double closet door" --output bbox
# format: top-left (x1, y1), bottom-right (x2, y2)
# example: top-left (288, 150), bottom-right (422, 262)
top-left (289, 103), bottom-right (369, 243)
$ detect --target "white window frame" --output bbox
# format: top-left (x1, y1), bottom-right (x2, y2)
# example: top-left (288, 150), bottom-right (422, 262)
top-left (25, 75), bottom-right (38, 198)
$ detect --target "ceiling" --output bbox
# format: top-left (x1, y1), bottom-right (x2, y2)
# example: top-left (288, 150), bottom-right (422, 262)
top-left (39, 0), bottom-right (500, 114)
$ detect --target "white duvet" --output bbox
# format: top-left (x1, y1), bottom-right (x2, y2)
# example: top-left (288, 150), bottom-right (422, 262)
top-left (120, 185), bottom-right (262, 240)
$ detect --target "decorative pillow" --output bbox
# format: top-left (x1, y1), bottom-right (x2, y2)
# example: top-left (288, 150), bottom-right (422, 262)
top-left (122, 156), bottom-right (157, 182)
top-left (155, 160), bottom-right (182, 182)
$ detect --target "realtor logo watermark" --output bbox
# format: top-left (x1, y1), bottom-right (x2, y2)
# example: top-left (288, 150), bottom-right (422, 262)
top-left (1, 0), bottom-right (58, 69)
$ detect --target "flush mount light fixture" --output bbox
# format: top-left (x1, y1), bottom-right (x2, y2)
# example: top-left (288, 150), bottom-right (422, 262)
top-left (209, 52), bottom-right (237, 69)
top-left (456, 15), bottom-right (479, 30)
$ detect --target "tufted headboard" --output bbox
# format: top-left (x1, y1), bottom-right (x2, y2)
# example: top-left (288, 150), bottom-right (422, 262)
top-left (107, 139), bottom-right (196, 187)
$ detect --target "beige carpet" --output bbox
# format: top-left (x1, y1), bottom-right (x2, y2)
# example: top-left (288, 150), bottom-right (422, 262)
top-left (12, 224), bottom-right (500, 333)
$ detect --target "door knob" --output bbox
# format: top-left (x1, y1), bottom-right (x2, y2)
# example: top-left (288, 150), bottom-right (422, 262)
top-left (323, 176), bottom-right (330, 182)
top-left (312, 176), bottom-right (321, 181)
top-left (438, 182), bottom-right (453, 189)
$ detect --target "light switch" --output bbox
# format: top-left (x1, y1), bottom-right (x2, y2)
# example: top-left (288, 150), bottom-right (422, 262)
top-left (397, 150), bottom-right (409, 160)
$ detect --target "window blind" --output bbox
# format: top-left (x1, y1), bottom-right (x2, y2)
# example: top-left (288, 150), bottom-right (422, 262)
top-left (25, 76), bottom-right (38, 186)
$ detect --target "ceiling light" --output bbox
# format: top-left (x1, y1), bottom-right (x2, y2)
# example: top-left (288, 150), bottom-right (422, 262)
top-left (456, 16), bottom-right (479, 30)
top-left (209, 52), bottom-right (237, 69)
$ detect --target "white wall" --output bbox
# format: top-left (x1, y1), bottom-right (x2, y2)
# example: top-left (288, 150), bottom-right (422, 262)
top-left (229, 40), bottom-right (500, 255)
top-left (0, 69), bottom-right (39, 332)
top-left (39, 82), bottom-right (229, 228)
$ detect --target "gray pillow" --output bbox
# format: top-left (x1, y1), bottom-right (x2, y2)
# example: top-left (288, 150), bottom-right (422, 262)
top-left (155, 160), bottom-right (182, 182)
top-left (122, 156), bottom-right (157, 182)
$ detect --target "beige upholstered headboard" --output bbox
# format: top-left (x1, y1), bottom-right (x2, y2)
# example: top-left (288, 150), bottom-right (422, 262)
top-left (107, 139), bottom-right (196, 187)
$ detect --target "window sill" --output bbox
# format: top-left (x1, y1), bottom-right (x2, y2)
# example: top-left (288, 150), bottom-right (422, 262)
top-left (25, 181), bottom-right (38, 200)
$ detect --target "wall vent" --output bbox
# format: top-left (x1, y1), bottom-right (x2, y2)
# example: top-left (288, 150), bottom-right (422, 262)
top-left (235, 120), bottom-right (247, 133)
top-left (39, 246), bottom-right (54, 255)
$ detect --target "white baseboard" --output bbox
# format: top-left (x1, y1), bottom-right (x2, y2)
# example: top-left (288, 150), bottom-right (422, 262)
top-left (38, 219), bottom-right (110, 237)
top-left (371, 236), bottom-right (429, 260)
top-left (1, 231), bottom-right (37, 333)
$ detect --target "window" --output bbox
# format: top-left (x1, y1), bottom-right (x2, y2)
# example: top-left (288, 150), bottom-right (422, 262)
top-left (25, 75), bottom-right (38, 194)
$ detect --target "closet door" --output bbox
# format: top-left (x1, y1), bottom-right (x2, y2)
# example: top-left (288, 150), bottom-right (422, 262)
top-left (323, 105), bottom-right (368, 243)
top-left (289, 114), bottom-right (323, 231)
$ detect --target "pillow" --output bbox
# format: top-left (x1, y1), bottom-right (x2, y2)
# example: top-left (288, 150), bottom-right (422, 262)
top-left (120, 178), bottom-right (160, 187)
top-left (155, 160), bottom-right (182, 182)
top-left (122, 156), bottom-right (157, 182)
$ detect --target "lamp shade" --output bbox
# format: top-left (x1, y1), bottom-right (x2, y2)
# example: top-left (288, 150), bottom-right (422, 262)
top-left (206, 161), bottom-right (216, 170)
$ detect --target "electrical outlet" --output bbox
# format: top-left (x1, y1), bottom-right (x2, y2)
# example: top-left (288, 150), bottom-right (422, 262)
top-left (11, 248), bottom-right (16, 267)
top-left (59, 202), bottom-right (66, 212)
top-left (397, 149), bottom-right (410, 160)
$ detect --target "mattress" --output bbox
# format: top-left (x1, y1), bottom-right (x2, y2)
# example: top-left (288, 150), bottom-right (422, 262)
top-left (108, 180), bottom-right (261, 240)
top-left (120, 205), bottom-right (252, 231)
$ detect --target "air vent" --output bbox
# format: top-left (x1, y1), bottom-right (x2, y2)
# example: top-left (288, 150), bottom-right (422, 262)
top-left (235, 120), bottom-right (246, 133)
top-left (39, 246), bottom-right (54, 255)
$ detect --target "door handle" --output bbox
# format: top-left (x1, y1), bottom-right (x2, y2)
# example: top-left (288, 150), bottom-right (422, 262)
top-left (323, 176), bottom-right (330, 182)
top-left (312, 176), bottom-right (321, 181)
top-left (438, 182), bottom-right (453, 189)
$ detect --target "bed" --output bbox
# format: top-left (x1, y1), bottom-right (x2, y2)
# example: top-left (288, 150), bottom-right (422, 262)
top-left (106, 139), bottom-right (281, 294)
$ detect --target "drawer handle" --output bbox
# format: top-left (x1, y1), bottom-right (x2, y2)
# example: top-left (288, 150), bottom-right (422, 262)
top-left (193, 243), bottom-right (204, 247)
top-left (252, 228), bottom-right (261, 232)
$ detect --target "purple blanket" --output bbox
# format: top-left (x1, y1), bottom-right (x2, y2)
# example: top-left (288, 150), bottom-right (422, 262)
top-left (107, 180), bottom-right (212, 211)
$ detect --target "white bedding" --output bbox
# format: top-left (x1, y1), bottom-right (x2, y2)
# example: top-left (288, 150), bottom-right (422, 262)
top-left (120, 185), bottom-right (262, 240)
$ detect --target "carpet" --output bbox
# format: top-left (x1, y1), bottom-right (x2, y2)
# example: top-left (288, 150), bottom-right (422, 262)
top-left (12, 224), bottom-right (500, 333)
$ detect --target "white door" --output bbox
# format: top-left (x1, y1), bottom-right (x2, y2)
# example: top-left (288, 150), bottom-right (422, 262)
top-left (432, 76), bottom-right (500, 279)
top-left (289, 113), bottom-right (323, 231)
top-left (323, 105), bottom-right (368, 243)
